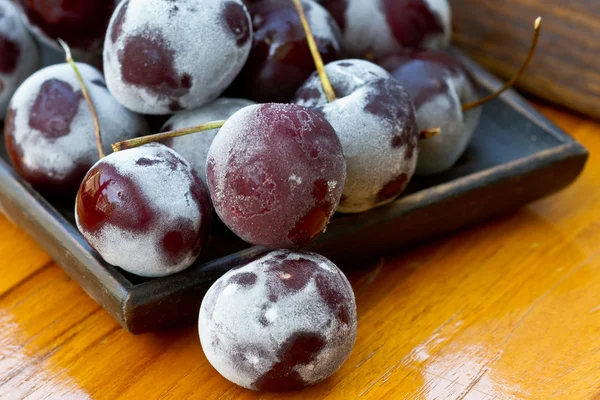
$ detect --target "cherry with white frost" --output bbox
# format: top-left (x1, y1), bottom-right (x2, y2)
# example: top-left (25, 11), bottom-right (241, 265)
top-left (206, 103), bottom-right (346, 248)
top-left (379, 49), bottom-right (481, 175)
top-left (378, 17), bottom-right (542, 175)
top-left (4, 62), bottom-right (148, 199)
top-left (294, 59), bottom-right (419, 213)
top-left (76, 143), bottom-right (212, 278)
top-left (103, 0), bottom-right (253, 114)
top-left (199, 250), bottom-right (357, 392)
top-left (318, 0), bottom-right (451, 57)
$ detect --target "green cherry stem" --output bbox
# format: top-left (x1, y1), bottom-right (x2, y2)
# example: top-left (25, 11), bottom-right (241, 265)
top-left (112, 120), bottom-right (227, 152)
top-left (462, 17), bottom-right (542, 112)
top-left (419, 127), bottom-right (441, 141)
top-left (58, 38), bottom-right (105, 159)
top-left (292, 0), bottom-right (337, 102)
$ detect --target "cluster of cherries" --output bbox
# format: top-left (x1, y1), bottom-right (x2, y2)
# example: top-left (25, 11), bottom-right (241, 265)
top-left (0, 0), bottom-right (540, 392)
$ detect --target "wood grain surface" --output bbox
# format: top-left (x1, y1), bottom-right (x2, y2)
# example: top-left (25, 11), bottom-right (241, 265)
top-left (1, 104), bottom-right (599, 399)
top-left (452, 0), bottom-right (600, 120)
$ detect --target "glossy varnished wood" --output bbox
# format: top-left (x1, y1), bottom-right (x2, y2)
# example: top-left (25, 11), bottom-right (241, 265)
top-left (0, 105), bottom-right (599, 398)
top-left (452, 0), bottom-right (600, 120)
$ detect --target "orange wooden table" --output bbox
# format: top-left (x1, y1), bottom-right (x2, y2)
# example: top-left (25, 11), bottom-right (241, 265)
top-left (1, 103), bottom-right (599, 399)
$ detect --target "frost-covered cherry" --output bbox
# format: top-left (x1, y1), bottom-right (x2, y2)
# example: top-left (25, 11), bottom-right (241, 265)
top-left (206, 103), bottom-right (346, 249)
top-left (15, 0), bottom-right (119, 56)
top-left (104, 0), bottom-right (252, 115)
top-left (4, 63), bottom-right (149, 199)
top-left (318, 0), bottom-right (451, 58)
top-left (162, 98), bottom-right (255, 184)
top-left (0, 0), bottom-right (39, 119)
top-left (199, 250), bottom-right (357, 392)
top-left (294, 59), bottom-right (418, 213)
top-left (228, 0), bottom-right (343, 103)
top-left (76, 143), bottom-right (212, 278)
top-left (380, 15), bottom-right (545, 175)
top-left (379, 50), bottom-right (482, 175)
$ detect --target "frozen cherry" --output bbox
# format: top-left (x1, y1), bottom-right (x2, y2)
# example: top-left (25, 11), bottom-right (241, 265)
top-left (162, 98), bottom-right (255, 184)
top-left (199, 249), bottom-right (357, 391)
top-left (4, 63), bottom-right (149, 199)
top-left (317, 0), bottom-right (451, 57)
top-left (379, 49), bottom-right (481, 175)
top-left (294, 59), bottom-right (419, 213)
top-left (76, 143), bottom-right (212, 278)
top-left (380, 16), bottom-right (544, 175)
top-left (228, 0), bottom-right (343, 103)
top-left (0, 0), bottom-right (39, 119)
top-left (15, 0), bottom-right (119, 56)
top-left (206, 103), bottom-right (346, 248)
top-left (104, 0), bottom-right (252, 115)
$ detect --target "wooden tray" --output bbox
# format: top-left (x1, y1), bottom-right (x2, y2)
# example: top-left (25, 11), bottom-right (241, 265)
top-left (0, 53), bottom-right (588, 334)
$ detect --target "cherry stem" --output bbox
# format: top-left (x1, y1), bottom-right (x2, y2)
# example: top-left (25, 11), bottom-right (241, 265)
top-left (292, 0), bottom-right (337, 102)
top-left (112, 120), bottom-right (227, 152)
top-left (57, 39), bottom-right (104, 159)
top-left (419, 127), bottom-right (441, 140)
top-left (363, 51), bottom-right (376, 61)
top-left (462, 17), bottom-right (542, 112)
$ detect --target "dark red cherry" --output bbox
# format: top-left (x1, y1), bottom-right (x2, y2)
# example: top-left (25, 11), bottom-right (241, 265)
top-left (199, 250), bottom-right (357, 391)
top-left (317, 0), bottom-right (451, 57)
top-left (4, 63), bottom-right (148, 201)
top-left (0, 36), bottom-right (19, 74)
top-left (104, 0), bottom-right (252, 115)
top-left (0, 0), bottom-right (39, 119)
top-left (378, 49), bottom-right (482, 175)
top-left (294, 59), bottom-right (419, 213)
top-left (206, 103), bottom-right (346, 248)
top-left (76, 143), bottom-right (212, 278)
top-left (15, 0), bottom-right (119, 55)
top-left (227, 0), bottom-right (344, 103)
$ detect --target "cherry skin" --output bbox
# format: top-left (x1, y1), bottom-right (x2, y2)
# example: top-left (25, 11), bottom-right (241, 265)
top-left (206, 103), bottom-right (346, 249)
top-left (15, 0), bottom-right (119, 56)
top-left (162, 97), bottom-right (256, 184)
top-left (104, 0), bottom-right (252, 115)
top-left (317, 0), bottom-right (451, 58)
top-left (76, 143), bottom-right (212, 278)
top-left (199, 249), bottom-right (357, 392)
top-left (294, 59), bottom-right (419, 213)
top-left (4, 63), bottom-right (149, 201)
top-left (228, 0), bottom-right (344, 103)
top-left (0, 0), bottom-right (39, 119)
top-left (378, 49), bottom-right (482, 175)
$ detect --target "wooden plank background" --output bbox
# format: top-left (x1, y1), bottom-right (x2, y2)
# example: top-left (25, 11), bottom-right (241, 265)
top-left (452, 0), bottom-right (600, 120)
